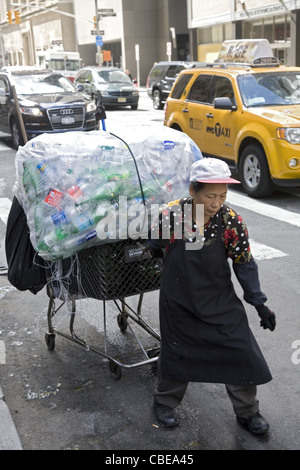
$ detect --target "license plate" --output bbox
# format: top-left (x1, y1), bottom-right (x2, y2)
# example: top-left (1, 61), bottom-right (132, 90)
top-left (61, 116), bottom-right (75, 125)
top-left (118, 97), bottom-right (126, 103)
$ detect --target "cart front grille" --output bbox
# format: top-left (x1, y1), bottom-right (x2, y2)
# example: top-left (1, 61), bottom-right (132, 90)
top-left (49, 239), bottom-right (162, 300)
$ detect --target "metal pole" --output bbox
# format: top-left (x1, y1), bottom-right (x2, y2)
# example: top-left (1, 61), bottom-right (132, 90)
top-left (11, 85), bottom-right (28, 144)
top-left (95, 0), bottom-right (102, 66)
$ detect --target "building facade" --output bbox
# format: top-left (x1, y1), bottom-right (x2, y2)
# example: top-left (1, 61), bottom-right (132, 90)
top-left (188, 0), bottom-right (300, 66)
top-left (0, 0), bottom-right (300, 86)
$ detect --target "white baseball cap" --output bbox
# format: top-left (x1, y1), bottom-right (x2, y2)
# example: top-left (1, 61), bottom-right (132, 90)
top-left (190, 158), bottom-right (240, 184)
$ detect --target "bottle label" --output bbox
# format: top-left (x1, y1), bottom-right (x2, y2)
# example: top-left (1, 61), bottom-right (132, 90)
top-left (66, 185), bottom-right (84, 201)
top-left (44, 188), bottom-right (63, 207)
top-left (36, 162), bottom-right (48, 173)
top-left (76, 230), bottom-right (97, 246)
top-left (163, 140), bottom-right (175, 150)
top-left (44, 229), bottom-right (67, 247)
top-left (74, 213), bottom-right (95, 232)
top-left (51, 211), bottom-right (68, 226)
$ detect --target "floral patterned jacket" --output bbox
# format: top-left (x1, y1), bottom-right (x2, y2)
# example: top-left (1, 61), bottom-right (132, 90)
top-left (147, 197), bottom-right (267, 307)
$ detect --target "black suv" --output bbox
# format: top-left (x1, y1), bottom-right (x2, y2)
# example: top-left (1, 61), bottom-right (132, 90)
top-left (0, 67), bottom-right (98, 149)
top-left (146, 61), bottom-right (203, 109)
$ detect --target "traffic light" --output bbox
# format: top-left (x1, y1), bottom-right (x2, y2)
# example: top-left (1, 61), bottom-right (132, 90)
top-left (93, 15), bottom-right (97, 28)
top-left (7, 10), bottom-right (13, 24)
top-left (14, 10), bottom-right (21, 24)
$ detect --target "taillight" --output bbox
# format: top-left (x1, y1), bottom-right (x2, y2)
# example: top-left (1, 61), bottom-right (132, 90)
top-left (146, 76), bottom-right (149, 88)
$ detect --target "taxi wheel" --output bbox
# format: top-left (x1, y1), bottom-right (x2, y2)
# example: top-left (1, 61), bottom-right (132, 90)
top-left (153, 90), bottom-right (164, 110)
top-left (240, 144), bottom-right (274, 198)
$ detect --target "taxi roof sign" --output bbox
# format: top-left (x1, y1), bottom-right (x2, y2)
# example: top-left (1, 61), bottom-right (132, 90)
top-left (216, 39), bottom-right (280, 66)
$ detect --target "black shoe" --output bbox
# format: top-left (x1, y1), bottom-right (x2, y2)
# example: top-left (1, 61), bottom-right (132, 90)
top-left (236, 411), bottom-right (269, 434)
top-left (153, 402), bottom-right (178, 428)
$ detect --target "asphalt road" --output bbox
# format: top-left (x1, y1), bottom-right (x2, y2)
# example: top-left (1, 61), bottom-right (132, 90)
top-left (0, 91), bottom-right (299, 452)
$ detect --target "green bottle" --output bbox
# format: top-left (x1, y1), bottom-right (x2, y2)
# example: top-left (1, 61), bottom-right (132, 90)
top-left (76, 181), bottom-right (122, 206)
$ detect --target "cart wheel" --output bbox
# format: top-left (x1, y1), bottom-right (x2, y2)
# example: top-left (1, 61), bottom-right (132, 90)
top-left (117, 313), bottom-right (128, 332)
top-left (109, 361), bottom-right (122, 380)
top-left (45, 332), bottom-right (56, 351)
top-left (148, 348), bottom-right (160, 372)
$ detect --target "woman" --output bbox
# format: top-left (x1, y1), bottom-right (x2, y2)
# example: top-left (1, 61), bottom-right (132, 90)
top-left (148, 158), bottom-right (276, 434)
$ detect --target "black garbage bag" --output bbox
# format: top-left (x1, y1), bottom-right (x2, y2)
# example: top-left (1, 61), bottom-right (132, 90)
top-left (5, 196), bottom-right (47, 294)
top-left (95, 90), bottom-right (106, 121)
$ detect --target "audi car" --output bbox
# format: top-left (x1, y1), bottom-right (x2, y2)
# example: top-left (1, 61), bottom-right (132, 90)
top-left (74, 66), bottom-right (139, 109)
top-left (0, 66), bottom-right (98, 149)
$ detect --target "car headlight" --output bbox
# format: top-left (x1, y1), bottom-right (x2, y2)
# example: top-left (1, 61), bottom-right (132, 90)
top-left (86, 101), bottom-right (96, 112)
top-left (20, 107), bottom-right (43, 116)
top-left (277, 127), bottom-right (300, 144)
top-left (132, 90), bottom-right (139, 96)
top-left (100, 90), bottom-right (110, 96)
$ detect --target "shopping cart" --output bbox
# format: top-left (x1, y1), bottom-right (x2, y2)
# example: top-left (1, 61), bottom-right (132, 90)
top-left (44, 238), bottom-right (162, 379)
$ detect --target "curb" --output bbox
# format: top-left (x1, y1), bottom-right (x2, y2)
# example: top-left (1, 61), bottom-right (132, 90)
top-left (0, 386), bottom-right (23, 450)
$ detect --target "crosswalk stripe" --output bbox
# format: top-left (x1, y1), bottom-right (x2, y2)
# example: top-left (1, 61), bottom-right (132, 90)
top-left (250, 240), bottom-right (287, 260)
top-left (0, 340), bottom-right (6, 365)
top-left (0, 198), bottom-right (12, 225)
top-left (226, 191), bottom-right (290, 259)
top-left (227, 190), bottom-right (300, 228)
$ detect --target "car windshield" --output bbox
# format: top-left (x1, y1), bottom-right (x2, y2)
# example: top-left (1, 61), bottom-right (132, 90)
top-left (11, 73), bottom-right (76, 95)
top-left (97, 70), bottom-right (132, 83)
top-left (237, 72), bottom-right (300, 107)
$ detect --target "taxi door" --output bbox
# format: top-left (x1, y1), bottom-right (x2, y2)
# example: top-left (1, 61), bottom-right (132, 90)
top-left (202, 75), bottom-right (237, 160)
top-left (179, 74), bottom-right (213, 150)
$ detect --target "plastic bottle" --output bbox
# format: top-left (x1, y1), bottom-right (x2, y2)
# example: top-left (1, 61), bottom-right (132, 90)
top-left (36, 227), bottom-right (68, 258)
top-left (22, 161), bottom-right (45, 199)
top-left (51, 229), bottom-right (98, 260)
top-left (76, 180), bottom-right (122, 206)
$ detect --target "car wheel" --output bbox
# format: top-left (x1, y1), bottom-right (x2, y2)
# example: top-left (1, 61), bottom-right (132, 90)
top-left (131, 104), bottom-right (138, 110)
top-left (240, 144), bottom-right (274, 198)
top-left (10, 118), bottom-right (24, 150)
top-left (153, 90), bottom-right (164, 110)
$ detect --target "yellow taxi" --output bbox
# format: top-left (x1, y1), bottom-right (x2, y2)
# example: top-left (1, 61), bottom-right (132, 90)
top-left (164, 39), bottom-right (300, 197)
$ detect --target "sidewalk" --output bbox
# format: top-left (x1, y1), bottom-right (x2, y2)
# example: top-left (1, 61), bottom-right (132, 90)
top-left (0, 239), bottom-right (22, 449)
top-left (0, 386), bottom-right (22, 450)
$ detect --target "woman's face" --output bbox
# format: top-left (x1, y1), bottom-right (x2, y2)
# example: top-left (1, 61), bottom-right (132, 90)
top-left (189, 183), bottom-right (228, 222)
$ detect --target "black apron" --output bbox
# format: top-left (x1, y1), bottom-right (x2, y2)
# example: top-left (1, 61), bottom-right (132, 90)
top-left (159, 212), bottom-right (272, 386)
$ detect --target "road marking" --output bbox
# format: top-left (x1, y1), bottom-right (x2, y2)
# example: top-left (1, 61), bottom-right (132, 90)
top-left (0, 198), bottom-right (11, 225)
top-left (250, 240), bottom-right (287, 260)
top-left (0, 340), bottom-right (5, 365)
top-left (226, 191), bottom-right (290, 259)
top-left (227, 190), bottom-right (300, 228)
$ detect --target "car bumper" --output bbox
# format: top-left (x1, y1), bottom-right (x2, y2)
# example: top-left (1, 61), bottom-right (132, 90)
top-left (26, 123), bottom-right (98, 138)
top-left (101, 96), bottom-right (139, 107)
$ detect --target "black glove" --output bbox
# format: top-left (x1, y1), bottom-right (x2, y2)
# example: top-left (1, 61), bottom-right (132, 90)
top-left (255, 304), bottom-right (276, 331)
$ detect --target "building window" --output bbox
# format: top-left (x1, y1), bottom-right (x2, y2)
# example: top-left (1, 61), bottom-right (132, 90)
top-left (197, 23), bottom-right (232, 45)
top-left (242, 14), bottom-right (290, 44)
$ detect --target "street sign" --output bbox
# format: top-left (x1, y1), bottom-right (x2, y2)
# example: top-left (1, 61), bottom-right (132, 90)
top-left (98, 8), bottom-right (114, 12)
top-left (100, 12), bottom-right (116, 17)
top-left (91, 29), bottom-right (104, 35)
top-left (96, 36), bottom-right (103, 47)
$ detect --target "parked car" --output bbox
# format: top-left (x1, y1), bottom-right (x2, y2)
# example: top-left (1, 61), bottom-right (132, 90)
top-left (74, 66), bottom-right (139, 110)
top-left (0, 66), bottom-right (98, 149)
top-left (146, 61), bottom-right (204, 110)
top-left (164, 39), bottom-right (300, 198)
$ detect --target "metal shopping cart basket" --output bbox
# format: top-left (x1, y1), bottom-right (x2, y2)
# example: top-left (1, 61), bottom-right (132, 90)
top-left (45, 238), bottom-right (162, 379)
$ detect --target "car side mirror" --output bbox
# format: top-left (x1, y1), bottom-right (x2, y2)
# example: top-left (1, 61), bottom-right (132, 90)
top-left (214, 97), bottom-right (237, 111)
top-left (77, 84), bottom-right (84, 92)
